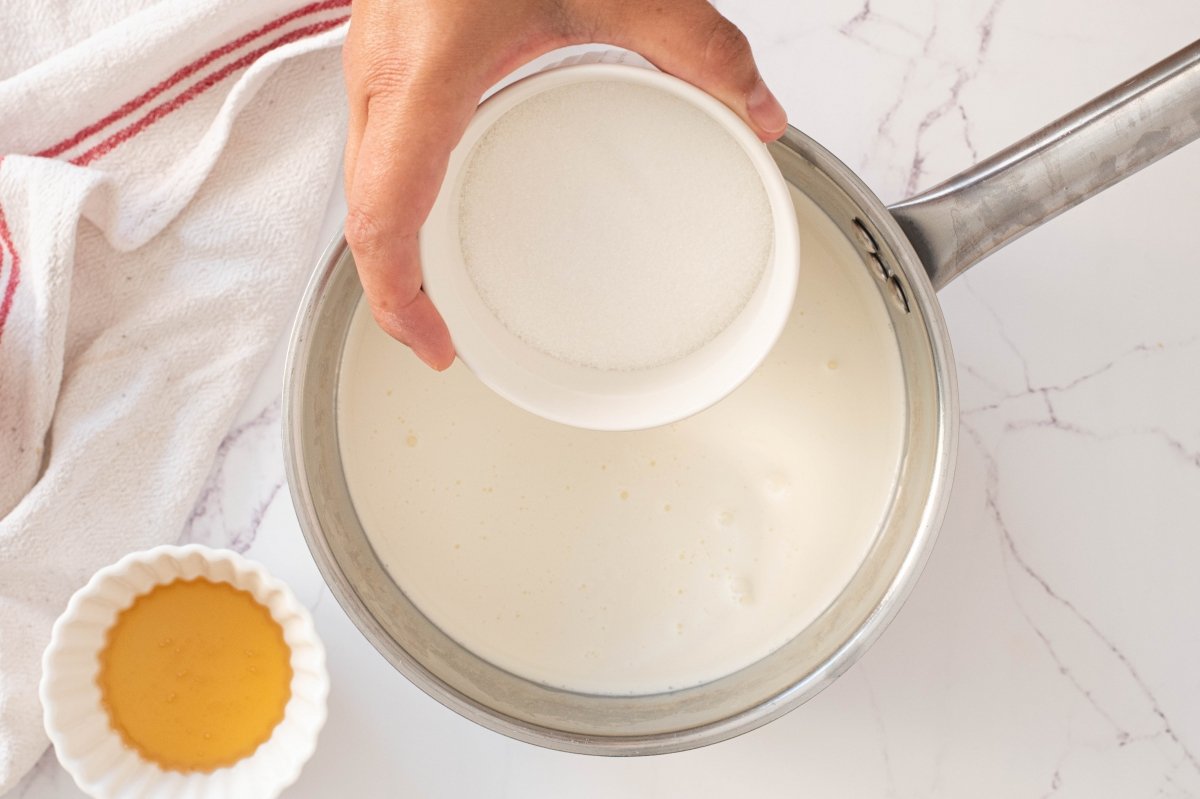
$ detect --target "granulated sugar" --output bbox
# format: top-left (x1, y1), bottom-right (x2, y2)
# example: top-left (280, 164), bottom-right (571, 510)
top-left (458, 80), bottom-right (773, 371)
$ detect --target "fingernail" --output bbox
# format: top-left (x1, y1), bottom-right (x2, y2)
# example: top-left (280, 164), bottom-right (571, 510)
top-left (404, 330), bottom-right (454, 371)
top-left (375, 305), bottom-right (456, 371)
top-left (747, 76), bottom-right (788, 138)
top-left (414, 344), bottom-right (455, 372)
top-left (413, 346), bottom-right (444, 371)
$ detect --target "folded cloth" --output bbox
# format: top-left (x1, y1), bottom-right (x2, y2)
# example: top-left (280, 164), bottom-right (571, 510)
top-left (0, 0), bottom-right (349, 788)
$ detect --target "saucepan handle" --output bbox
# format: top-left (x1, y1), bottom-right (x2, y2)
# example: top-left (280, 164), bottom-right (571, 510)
top-left (888, 39), bottom-right (1200, 291)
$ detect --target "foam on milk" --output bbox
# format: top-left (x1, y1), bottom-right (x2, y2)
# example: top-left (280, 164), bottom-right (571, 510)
top-left (338, 188), bottom-right (905, 695)
top-left (458, 81), bottom-right (773, 371)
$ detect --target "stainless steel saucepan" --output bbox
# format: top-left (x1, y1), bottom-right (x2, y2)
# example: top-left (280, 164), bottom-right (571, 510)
top-left (283, 40), bottom-right (1200, 755)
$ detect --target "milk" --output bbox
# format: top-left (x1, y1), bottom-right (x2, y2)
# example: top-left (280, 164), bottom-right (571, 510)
top-left (337, 187), bottom-right (905, 695)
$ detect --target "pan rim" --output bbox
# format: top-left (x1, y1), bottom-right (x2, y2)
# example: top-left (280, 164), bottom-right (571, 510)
top-left (282, 124), bottom-right (960, 755)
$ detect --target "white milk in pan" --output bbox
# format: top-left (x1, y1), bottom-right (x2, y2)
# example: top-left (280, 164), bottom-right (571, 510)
top-left (337, 188), bottom-right (905, 695)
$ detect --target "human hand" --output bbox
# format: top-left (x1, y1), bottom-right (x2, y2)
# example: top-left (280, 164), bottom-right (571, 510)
top-left (343, 0), bottom-right (788, 370)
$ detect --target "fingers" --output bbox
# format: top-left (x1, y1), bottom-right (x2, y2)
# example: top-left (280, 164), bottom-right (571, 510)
top-left (588, 0), bottom-right (788, 141)
top-left (344, 98), bottom-right (460, 370)
top-left (343, 34), bottom-right (482, 370)
top-left (342, 1), bottom-right (580, 369)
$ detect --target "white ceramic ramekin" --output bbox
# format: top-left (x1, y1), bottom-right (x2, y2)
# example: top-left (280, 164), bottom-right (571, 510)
top-left (40, 545), bottom-right (328, 799)
top-left (420, 52), bottom-right (800, 432)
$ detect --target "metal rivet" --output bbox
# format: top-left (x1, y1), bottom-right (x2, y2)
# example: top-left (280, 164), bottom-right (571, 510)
top-left (868, 253), bottom-right (891, 281)
top-left (887, 275), bottom-right (910, 313)
top-left (852, 218), bottom-right (879, 254)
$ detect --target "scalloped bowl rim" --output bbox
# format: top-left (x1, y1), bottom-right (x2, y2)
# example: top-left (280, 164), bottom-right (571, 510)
top-left (40, 544), bottom-right (329, 799)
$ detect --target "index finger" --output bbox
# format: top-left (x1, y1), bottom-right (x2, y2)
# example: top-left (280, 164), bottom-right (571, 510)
top-left (344, 69), bottom-right (478, 370)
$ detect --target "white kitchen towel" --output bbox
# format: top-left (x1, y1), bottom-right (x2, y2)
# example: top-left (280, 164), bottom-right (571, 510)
top-left (0, 0), bottom-right (350, 789)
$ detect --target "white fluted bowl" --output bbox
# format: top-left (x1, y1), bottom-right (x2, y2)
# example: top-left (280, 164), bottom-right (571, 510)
top-left (40, 545), bottom-right (328, 799)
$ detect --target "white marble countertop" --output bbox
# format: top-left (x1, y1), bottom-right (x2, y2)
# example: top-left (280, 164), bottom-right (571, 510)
top-left (14, 0), bottom-right (1200, 796)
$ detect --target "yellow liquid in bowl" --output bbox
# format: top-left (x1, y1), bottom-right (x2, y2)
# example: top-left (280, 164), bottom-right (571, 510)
top-left (97, 578), bottom-right (292, 772)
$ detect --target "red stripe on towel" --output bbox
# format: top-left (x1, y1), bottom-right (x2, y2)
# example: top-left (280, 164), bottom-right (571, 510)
top-left (0, 171), bottom-right (21, 347)
top-left (37, 0), bottom-right (351, 159)
top-left (71, 15), bottom-right (348, 166)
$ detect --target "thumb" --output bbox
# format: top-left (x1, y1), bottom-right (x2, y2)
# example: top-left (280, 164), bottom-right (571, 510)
top-left (591, 1), bottom-right (788, 141)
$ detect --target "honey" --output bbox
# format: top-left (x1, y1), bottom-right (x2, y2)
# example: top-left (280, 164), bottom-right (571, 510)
top-left (97, 578), bottom-right (292, 772)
